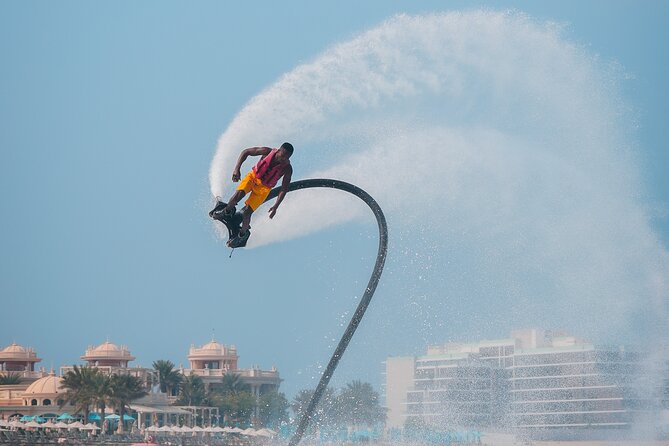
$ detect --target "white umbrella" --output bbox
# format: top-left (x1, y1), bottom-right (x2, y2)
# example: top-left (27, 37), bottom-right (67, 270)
top-left (203, 426), bottom-right (216, 433)
top-left (0, 420), bottom-right (7, 427)
top-left (157, 425), bottom-right (172, 432)
top-left (146, 425), bottom-right (159, 432)
top-left (255, 428), bottom-right (275, 438)
top-left (24, 421), bottom-right (41, 428)
top-left (9, 420), bottom-right (24, 429)
top-left (83, 423), bottom-right (100, 430)
top-left (242, 428), bottom-right (257, 436)
top-left (230, 427), bottom-right (244, 433)
top-left (41, 421), bottom-right (57, 429)
top-left (54, 421), bottom-right (69, 429)
top-left (191, 426), bottom-right (203, 433)
top-left (68, 421), bottom-right (85, 429)
top-left (222, 427), bottom-right (234, 433)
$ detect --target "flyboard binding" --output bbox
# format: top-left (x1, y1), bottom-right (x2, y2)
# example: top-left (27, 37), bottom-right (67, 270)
top-left (209, 200), bottom-right (251, 253)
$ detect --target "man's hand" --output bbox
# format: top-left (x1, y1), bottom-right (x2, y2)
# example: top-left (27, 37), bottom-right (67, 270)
top-left (268, 205), bottom-right (278, 219)
top-left (232, 170), bottom-right (241, 182)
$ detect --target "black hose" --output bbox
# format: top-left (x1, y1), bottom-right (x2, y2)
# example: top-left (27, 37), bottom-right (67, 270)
top-left (265, 179), bottom-right (388, 446)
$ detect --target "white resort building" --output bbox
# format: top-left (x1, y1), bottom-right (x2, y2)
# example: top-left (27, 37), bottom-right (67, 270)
top-left (384, 329), bottom-right (668, 440)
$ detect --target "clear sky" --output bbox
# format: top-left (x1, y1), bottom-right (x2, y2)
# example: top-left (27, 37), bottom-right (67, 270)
top-left (1, 1), bottom-right (668, 399)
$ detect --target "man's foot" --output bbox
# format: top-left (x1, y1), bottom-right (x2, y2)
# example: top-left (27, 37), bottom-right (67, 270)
top-left (227, 230), bottom-right (251, 248)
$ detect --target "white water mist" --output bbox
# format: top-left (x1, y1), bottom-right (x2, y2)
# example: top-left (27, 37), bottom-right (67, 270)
top-left (209, 9), bottom-right (667, 379)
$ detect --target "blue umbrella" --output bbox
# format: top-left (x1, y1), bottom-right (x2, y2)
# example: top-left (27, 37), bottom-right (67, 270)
top-left (19, 415), bottom-right (33, 422)
top-left (88, 413), bottom-right (101, 421)
top-left (57, 413), bottom-right (74, 421)
top-left (34, 416), bottom-right (46, 423)
top-left (122, 414), bottom-right (135, 421)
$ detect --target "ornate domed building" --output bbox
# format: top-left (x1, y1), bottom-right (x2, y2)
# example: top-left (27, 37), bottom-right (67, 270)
top-left (0, 342), bottom-right (43, 378)
top-left (22, 372), bottom-right (64, 408)
top-left (60, 341), bottom-right (151, 386)
top-left (183, 338), bottom-right (280, 397)
top-left (81, 341), bottom-right (135, 368)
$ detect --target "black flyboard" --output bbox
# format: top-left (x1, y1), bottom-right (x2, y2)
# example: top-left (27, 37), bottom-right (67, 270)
top-left (209, 201), bottom-right (248, 247)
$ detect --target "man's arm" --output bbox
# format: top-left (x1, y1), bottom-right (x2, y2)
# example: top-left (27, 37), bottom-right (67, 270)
top-left (232, 146), bottom-right (271, 181)
top-left (268, 165), bottom-right (292, 219)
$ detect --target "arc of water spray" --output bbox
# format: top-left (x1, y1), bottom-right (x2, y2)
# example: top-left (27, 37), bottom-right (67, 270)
top-left (262, 179), bottom-right (388, 446)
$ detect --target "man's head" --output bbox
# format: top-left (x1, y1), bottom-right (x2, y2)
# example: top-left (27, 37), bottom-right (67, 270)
top-left (276, 142), bottom-right (294, 162)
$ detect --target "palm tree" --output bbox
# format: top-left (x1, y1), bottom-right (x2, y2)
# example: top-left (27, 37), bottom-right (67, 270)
top-left (152, 360), bottom-right (182, 396)
top-left (258, 390), bottom-right (289, 427)
top-left (219, 373), bottom-right (250, 395)
top-left (0, 372), bottom-right (22, 385)
top-left (336, 380), bottom-right (386, 426)
top-left (176, 374), bottom-right (205, 406)
top-left (292, 387), bottom-right (337, 428)
top-left (91, 373), bottom-right (113, 432)
top-left (109, 374), bottom-right (147, 433)
top-left (60, 365), bottom-right (101, 423)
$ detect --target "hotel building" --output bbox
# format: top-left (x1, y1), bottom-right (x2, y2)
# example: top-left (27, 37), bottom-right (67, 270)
top-left (385, 329), bottom-right (667, 439)
top-left (0, 339), bottom-right (280, 426)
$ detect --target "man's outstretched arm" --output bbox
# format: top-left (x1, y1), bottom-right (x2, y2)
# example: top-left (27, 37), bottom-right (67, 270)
top-left (268, 165), bottom-right (293, 219)
top-left (232, 146), bottom-right (271, 181)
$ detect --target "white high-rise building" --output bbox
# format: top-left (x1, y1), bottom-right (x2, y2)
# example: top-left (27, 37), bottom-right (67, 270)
top-left (384, 329), bottom-right (666, 440)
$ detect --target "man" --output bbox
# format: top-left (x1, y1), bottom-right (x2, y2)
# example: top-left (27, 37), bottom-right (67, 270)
top-left (215, 142), bottom-right (294, 248)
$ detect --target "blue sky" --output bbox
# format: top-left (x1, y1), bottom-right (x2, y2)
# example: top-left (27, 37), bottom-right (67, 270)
top-left (1, 1), bottom-right (668, 399)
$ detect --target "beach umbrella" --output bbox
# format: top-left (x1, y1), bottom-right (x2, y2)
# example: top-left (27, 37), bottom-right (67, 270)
top-left (54, 421), bottom-right (69, 429)
top-left (19, 416), bottom-right (33, 422)
top-left (88, 413), bottom-right (101, 421)
top-left (191, 426), bottom-right (203, 433)
top-left (212, 426), bottom-right (225, 433)
top-left (146, 425), bottom-right (159, 432)
top-left (181, 426), bottom-right (193, 433)
top-left (230, 427), bottom-right (244, 433)
top-left (34, 416), bottom-right (46, 423)
top-left (123, 414), bottom-right (135, 421)
top-left (242, 428), bottom-right (257, 436)
top-left (222, 427), bottom-right (234, 433)
top-left (255, 428), bottom-right (274, 438)
top-left (9, 420), bottom-right (24, 429)
top-left (24, 421), bottom-right (41, 428)
top-left (41, 421), bottom-right (57, 429)
top-left (104, 414), bottom-right (120, 420)
top-left (68, 421), bottom-right (85, 429)
top-left (57, 413), bottom-right (74, 421)
top-left (83, 423), bottom-right (100, 430)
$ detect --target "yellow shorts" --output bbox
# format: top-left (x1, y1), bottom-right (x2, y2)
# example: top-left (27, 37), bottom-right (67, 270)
top-left (237, 171), bottom-right (271, 211)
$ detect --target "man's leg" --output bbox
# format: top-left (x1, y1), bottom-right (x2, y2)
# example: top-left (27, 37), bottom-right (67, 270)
top-left (239, 206), bottom-right (253, 235)
top-left (223, 190), bottom-right (246, 214)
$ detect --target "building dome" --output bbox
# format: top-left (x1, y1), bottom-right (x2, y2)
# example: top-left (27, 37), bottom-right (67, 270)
top-left (24, 373), bottom-right (62, 396)
top-left (92, 341), bottom-right (121, 354)
top-left (81, 341), bottom-right (135, 367)
top-left (2, 342), bottom-right (27, 353)
top-left (201, 340), bottom-right (222, 351)
top-left (0, 342), bottom-right (41, 372)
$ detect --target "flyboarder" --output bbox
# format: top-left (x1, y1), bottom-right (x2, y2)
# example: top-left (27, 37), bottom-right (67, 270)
top-left (210, 143), bottom-right (294, 248)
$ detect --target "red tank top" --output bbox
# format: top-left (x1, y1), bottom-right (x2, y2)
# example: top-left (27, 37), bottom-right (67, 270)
top-left (252, 149), bottom-right (290, 187)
